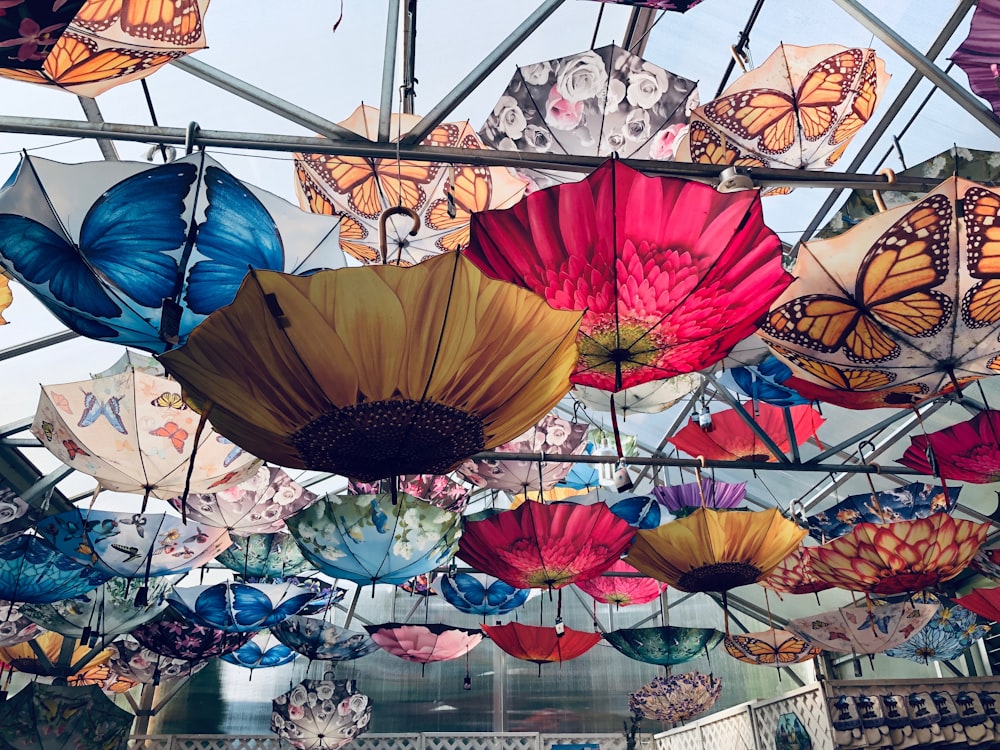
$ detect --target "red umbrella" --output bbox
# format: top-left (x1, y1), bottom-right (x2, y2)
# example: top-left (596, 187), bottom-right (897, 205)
top-left (482, 622), bottom-right (601, 675)
top-left (575, 559), bottom-right (667, 606)
top-left (955, 587), bottom-right (1000, 622)
top-left (457, 501), bottom-right (635, 589)
top-left (668, 403), bottom-right (824, 462)
top-left (899, 410), bottom-right (1000, 483)
top-left (760, 547), bottom-right (832, 596)
top-left (464, 159), bottom-right (789, 392)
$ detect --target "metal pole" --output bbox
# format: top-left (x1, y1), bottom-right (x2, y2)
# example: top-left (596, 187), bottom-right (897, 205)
top-left (379, 0), bottom-right (402, 140)
top-left (805, 401), bottom-right (944, 464)
top-left (0, 330), bottom-right (78, 362)
top-left (76, 97), bottom-right (119, 160)
top-left (21, 465), bottom-right (72, 504)
top-left (402, 0), bottom-right (417, 114)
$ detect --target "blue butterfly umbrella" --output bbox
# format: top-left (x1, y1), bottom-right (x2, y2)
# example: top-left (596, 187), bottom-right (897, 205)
top-left (436, 573), bottom-right (531, 617)
top-left (0, 535), bottom-right (110, 603)
top-left (167, 581), bottom-right (316, 633)
top-left (220, 633), bottom-right (298, 671)
top-left (718, 356), bottom-right (810, 407)
top-left (0, 151), bottom-right (349, 353)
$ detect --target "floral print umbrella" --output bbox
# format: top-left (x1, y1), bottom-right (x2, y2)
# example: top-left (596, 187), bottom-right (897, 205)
top-left (899, 410), bottom-right (1000, 483)
top-left (465, 158), bottom-right (788, 392)
top-left (668, 403), bottom-right (824, 462)
top-left (0, 486), bottom-right (40, 544)
top-left (272, 678), bottom-right (372, 750)
top-left (272, 617), bottom-right (379, 662)
top-left (220, 633), bottom-right (298, 671)
top-left (108, 634), bottom-right (208, 683)
top-left (479, 45), bottom-right (697, 191)
top-left (575, 560), bottom-right (666, 606)
top-left (131, 606), bottom-right (254, 661)
top-left (884, 594), bottom-right (990, 664)
top-left (0, 602), bottom-right (46, 647)
top-left (572, 374), bottom-right (703, 415)
top-left (364, 623), bottom-right (483, 665)
top-left (628, 672), bottom-right (722, 722)
top-left (159, 253), bottom-right (581, 482)
top-left (481, 622), bottom-right (601, 674)
top-left (435, 573), bottom-right (531, 618)
top-left (286, 493), bottom-right (463, 586)
top-left (759, 547), bottom-right (832, 596)
top-left (167, 582), bottom-right (316, 634)
top-left (347, 474), bottom-right (470, 513)
top-left (806, 483), bottom-right (960, 542)
top-left (604, 626), bottom-right (724, 667)
top-left (787, 601), bottom-right (937, 654)
top-left (0, 682), bottom-right (133, 750)
top-left (0, 1), bottom-right (88, 71)
top-left (0, 534), bottom-right (109, 604)
top-left (457, 500), bottom-right (635, 589)
top-left (652, 478), bottom-right (747, 516)
top-left (724, 628), bottom-right (821, 667)
top-left (215, 532), bottom-right (312, 579)
top-left (950, 0), bottom-right (1000, 117)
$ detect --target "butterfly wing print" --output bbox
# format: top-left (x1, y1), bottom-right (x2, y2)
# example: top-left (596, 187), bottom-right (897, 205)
top-left (78, 392), bottom-right (129, 434)
top-left (961, 185), bottom-right (1000, 329)
top-left (73, 0), bottom-right (206, 47)
top-left (762, 193), bottom-right (954, 365)
top-left (231, 584), bottom-right (312, 629)
top-left (294, 164), bottom-right (377, 263)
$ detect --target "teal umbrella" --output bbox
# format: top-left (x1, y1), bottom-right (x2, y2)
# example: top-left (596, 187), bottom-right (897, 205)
top-left (604, 626), bottom-right (724, 666)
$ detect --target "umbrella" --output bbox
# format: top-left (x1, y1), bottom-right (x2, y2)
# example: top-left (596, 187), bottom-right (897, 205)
top-left (270, 577), bottom-right (346, 617)
top-left (603, 626), bottom-right (724, 666)
top-left (0, 152), bottom-right (347, 352)
top-left (884, 594), bottom-right (990, 664)
top-left (898, 410), bottom-right (1000, 483)
top-left (759, 547), bottom-right (832, 596)
top-left (31, 353), bottom-right (261, 501)
top-left (651, 477), bottom-right (747, 516)
top-left (481, 622), bottom-right (601, 674)
top-left (364, 623), bottom-right (483, 665)
top-left (0, 0), bottom-right (208, 96)
top-left (456, 413), bottom-right (589, 495)
top-left (572, 374), bottom-right (703, 415)
top-left (787, 601), bottom-right (937, 654)
top-left (574, 560), bottom-right (666, 606)
top-left (718, 355), bottom-right (810, 408)
top-left (0, 487), bottom-right (40, 544)
top-left (167, 582), bottom-right (316, 633)
top-left (347, 474), bottom-right (470, 513)
top-left (215, 532), bottom-right (312, 579)
top-left (760, 178), bottom-right (1000, 409)
top-left (0, 534), bottom-right (109, 604)
top-left (294, 103), bottom-right (525, 265)
top-left (809, 515), bottom-right (988, 595)
top-left (806, 482), bottom-right (960, 541)
top-left (435, 573), bottom-right (531, 618)
top-left (286, 493), bottom-right (463, 586)
top-left (579, 1), bottom-right (706, 13)
top-left (955, 587), bottom-right (1000, 622)
top-left (0, 682), bottom-right (133, 750)
top-left (723, 628), bottom-right (821, 667)
top-left (0, 1), bottom-right (88, 70)
top-left (168, 465), bottom-right (319, 535)
top-left (625, 508), bottom-right (806, 594)
top-left (66, 663), bottom-right (138, 694)
top-left (678, 44), bottom-right (889, 174)
top-left (465, 158), bottom-right (789, 392)
top-left (628, 672), bottom-right (722, 723)
top-left (131, 606), bottom-right (254, 661)
top-left (0, 631), bottom-right (111, 677)
top-left (158, 253), bottom-right (581, 482)
top-left (220, 633), bottom-right (298, 671)
top-left (668, 403), bottom-right (824, 462)
top-left (479, 44), bottom-right (697, 191)
top-left (271, 677), bottom-right (371, 750)
top-left (950, 1), bottom-right (1000, 117)
top-left (457, 500), bottom-right (635, 589)
top-left (0, 602), bottom-right (46, 647)
top-left (272, 617), bottom-right (379, 662)
top-left (971, 547), bottom-right (1000, 582)
top-left (107, 634), bottom-right (208, 683)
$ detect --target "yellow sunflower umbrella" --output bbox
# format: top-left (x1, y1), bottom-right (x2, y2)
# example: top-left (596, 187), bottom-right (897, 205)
top-left (160, 252), bottom-right (581, 482)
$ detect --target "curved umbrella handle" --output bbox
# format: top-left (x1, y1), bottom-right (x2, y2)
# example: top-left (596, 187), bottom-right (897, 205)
top-left (379, 206), bottom-right (421, 265)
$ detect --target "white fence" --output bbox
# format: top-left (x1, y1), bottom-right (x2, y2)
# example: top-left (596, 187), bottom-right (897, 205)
top-left (128, 734), bottom-right (630, 750)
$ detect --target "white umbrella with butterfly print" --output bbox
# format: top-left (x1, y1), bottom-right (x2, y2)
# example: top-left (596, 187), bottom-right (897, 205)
top-left (31, 352), bottom-right (261, 505)
top-left (758, 177), bottom-right (1000, 409)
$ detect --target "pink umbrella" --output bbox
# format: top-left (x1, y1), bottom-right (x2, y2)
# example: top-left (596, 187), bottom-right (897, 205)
top-left (575, 559), bottom-right (666, 606)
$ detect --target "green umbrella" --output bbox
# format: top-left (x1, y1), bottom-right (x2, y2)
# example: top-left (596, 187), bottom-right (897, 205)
top-left (603, 626), bottom-right (724, 666)
top-left (0, 682), bottom-right (133, 750)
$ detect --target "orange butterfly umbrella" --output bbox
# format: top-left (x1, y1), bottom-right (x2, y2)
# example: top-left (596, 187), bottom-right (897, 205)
top-left (0, 0), bottom-right (210, 97)
top-left (294, 104), bottom-right (526, 265)
top-left (759, 177), bottom-right (1000, 409)
top-left (724, 628), bottom-right (822, 668)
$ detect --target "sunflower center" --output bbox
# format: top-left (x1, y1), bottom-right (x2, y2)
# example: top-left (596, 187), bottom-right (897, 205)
top-left (577, 320), bottom-right (667, 376)
top-left (676, 562), bottom-right (763, 593)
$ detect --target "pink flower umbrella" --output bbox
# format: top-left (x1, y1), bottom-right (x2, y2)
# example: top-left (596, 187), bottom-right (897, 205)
top-left (364, 623), bottom-right (483, 667)
top-left (898, 410), bottom-right (1000, 483)
top-left (575, 559), bottom-right (667, 606)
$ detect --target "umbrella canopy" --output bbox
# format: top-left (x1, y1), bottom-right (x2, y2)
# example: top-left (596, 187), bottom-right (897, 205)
top-left (364, 623), bottom-right (483, 664)
top-left (883, 594), bottom-right (990, 664)
top-left (806, 482), bottom-right (960, 542)
top-left (582, 0), bottom-right (705, 10)
top-left (435, 573), bottom-right (531, 618)
top-left (272, 678), bottom-right (371, 750)
top-left (572, 374), bottom-right (703, 415)
top-left (294, 103), bottom-right (526, 265)
top-left (574, 559), bottom-right (666, 606)
top-left (131, 606), bottom-right (253, 660)
top-left (169, 465), bottom-right (318, 535)
top-left (668, 403), bottom-right (824, 462)
top-left (479, 44), bottom-right (697, 190)
top-left (719, 356), bottom-right (810, 408)
top-left (158, 253), bottom-right (581, 482)
top-left (0, 152), bottom-right (347, 352)
top-left (286, 493), bottom-right (462, 586)
top-left (481, 622), bottom-right (601, 671)
top-left (628, 672), bottom-right (722, 722)
top-left (0, 632), bottom-right (111, 681)
top-left (0, 682), bottom-right (133, 750)
top-left (220, 634), bottom-right (297, 671)
top-left (0, 487), bottom-right (40, 544)
top-left (0, 1), bottom-right (88, 70)
top-left (679, 44), bottom-right (889, 174)
top-left (724, 628), bottom-right (821, 667)
top-left (625, 507), bottom-right (806, 593)
top-left (215, 532), bottom-right (312, 579)
top-left (0, 0), bottom-right (208, 97)
top-left (0, 534), bottom-right (109, 604)
top-left (788, 601), bottom-right (937, 654)
top-left (457, 413), bottom-right (588, 494)
top-left (347, 474), bottom-right (470, 513)
top-left (759, 547), bottom-right (832, 596)
top-left (603, 626), bottom-right (724, 667)
top-left (809, 515), bottom-right (988, 595)
top-left (32, 353), bottom-right (261, 499)
top-left (0, 602), bottom-right (46, 647)
top-left (651, 477), bottom-right (747, 516)
top-left (465, 158), bottom-right (788, 391)
top-left (167, 582), bottom-right (315, 634)
top-left (457, 500), bottom-right (635, 589)
top-left (760, 178), bottom-right (1000, 409)
top-left (272, 617), bottom-right (379, 662)
top-left (108, 635), bottom-right (208, 683)
top-left (898, 410), bottom-right (1000, 483)
top-left (66, 663), bottom-right (138, 694)
top-left (971, 547), bottom-right (1000, 582)
top-left (955, 587), bottom-right (1000, 623)
top-left (950, 0), bottom-right (1000, 117)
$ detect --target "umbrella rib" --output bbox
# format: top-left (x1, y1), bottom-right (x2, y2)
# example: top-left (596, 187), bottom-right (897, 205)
top-left (512, 68), bottom-right (575, 162)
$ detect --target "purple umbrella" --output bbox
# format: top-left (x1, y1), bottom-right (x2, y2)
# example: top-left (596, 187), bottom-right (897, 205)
top-left (131, 606), bottom-right (255, 661)
top-left (581, 0), bottom-right (704, 9)
top-left (951, 0), bottom-right (1000, 117)
top-left (652, 478), bottom-right (747, 516)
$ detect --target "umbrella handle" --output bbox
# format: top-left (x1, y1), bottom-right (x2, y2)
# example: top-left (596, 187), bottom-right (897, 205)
top-left (871, 169), bottom-right (896, 213)
top-left (379, 206), bottom-right (422, 265)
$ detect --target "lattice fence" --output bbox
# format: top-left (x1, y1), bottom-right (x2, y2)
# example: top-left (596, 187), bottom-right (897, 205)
top-left (130, 734), bottom-right (626, 750)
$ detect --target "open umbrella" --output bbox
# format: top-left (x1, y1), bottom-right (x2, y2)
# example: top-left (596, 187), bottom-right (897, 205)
top-left (271, 677), bottom-right (371, 750)
top-left (347, 474), bottom-right (470, 513)
top-left (0, 602), bottom-right (46, 647)
top-left (220, 633), bottom-right (298, 671)
top-left (572, 374), bottom-right (703, 415)
top-left (718, 356), bottom-right (810, 408)
top-left (0, 487), bottom-right (40, 544)
top-left (465, 158), bottom-right (789, 392)
top-left (167, 582), bottom-right (315, 633)
top-left (364, 623), bottom-right (483, 665)
top-left (0, 682), bottom-right (133, 750)
top-left (0, 631), bottom-right (111, 681)
top-left (31, 353), bottom-right (261, 502)
top-left (628, 672), bottom-right (722, 723)
top-left (435, 573), bottom-right (531, 618)
top-left (479, 44), bottom-right (697, 190)
top-left (955, 587), bottom-right (1000, 623)
top-left (806, 483), bottom-right (960, 541)
top-left (582, 0), bottom-right (705, 10)
top-left (759, 547), bottom-right (832, 596)
top-left (651, 477), bottom-right (747, 516)
top-left (457, 500), bottom-right (635, 589)
top-left (884, 594), bottom-right (990, 664)
top-left (108, 634), bottom-right (208, 683)
top-left (760, 178), bottom-right (1000, 409)
top-left (950, 0), bottom-right (1000, 117)
top-left (481, 622), bottom-right (601, 675)
top-left (0, 1), bottom-right (88, 70)
top-left (574, 560), bottom-right (666, 606)
top-left (0, 152), bottom-right (347, 352)
top-left (159, 253), bottom-right (581, 482)
top-left (0, 0), bottom-right (208, 96)
top-left (604, 626), bottom-right (724, 666)
top-left (0, 534), bottom-right (109, 604)
top-left (286, 493), bottom-right (463, 587)
top-left (215, 532), bottom-right (312, 580)
top-left (131, 606), bottom-right (253, 661)
top-left (272, 617), bottom-right (379, 662)
top-left (294, 103), bottom-right (525, 265)
top-left (898, 410), bottom-right (1000, 483)
top-left (668, 403), bottom-right (824, 462)
top-left (788, 601), bottom-right (937, 654)
top-left (724, 628), bottom-right (821, 667)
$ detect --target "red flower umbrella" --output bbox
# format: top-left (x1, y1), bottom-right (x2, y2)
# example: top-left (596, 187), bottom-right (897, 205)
top-left (482, 622), bottom-right (601, 675)
top-left (955, 587), bottom-right (1000, 622)
top-left (760, 547), bottom-right (832, 596)
top-left (457, 501), bottom-right (635, 589)
top-left (899, 410), bottom-right (1000, 483)
top-left (575, 559), bottom-right (667, 606)
top-left (465, 158), bottom-right (789, 391)
top-left (347, 474), bottom-right (470, 513)
top-left (364, 623), bottom-right (483, 666)
top-left (668, 403), bottom-right (824, 462)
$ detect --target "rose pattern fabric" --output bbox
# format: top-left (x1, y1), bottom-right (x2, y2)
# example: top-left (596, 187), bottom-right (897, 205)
top-left (272, 678), bottom-right (371, 750)
top-left (0, 486), bottom-right (38, 544)
top-left (0, 601), bottom-right (45, 647)
top-left (272, 617), bottom-right (379, 662)
top-left (628, 672), bottom-right (722, 722)
top-left (108, 635), bottom-right (208, 683)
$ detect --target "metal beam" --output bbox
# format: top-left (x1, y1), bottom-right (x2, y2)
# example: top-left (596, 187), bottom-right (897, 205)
top-left (21, 465), bottom-right (72, 504)
top-left (623, 8), bottom-right (657, 56)
top-left (831, 0), bottom-right (1000, 139)
top-left (0, 330), bottom-right (78, 362)
top-left (806, 401), bottom-right (945, 464)
top-left (76, 97), bottom-right (119, 160)
top-left (379, 0), bottom-right (402, 140)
